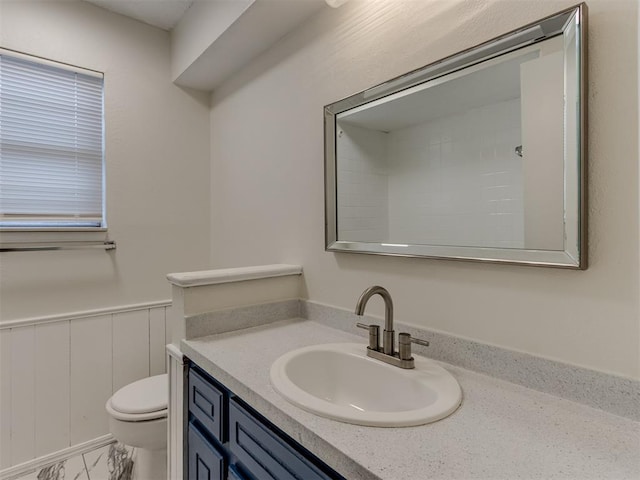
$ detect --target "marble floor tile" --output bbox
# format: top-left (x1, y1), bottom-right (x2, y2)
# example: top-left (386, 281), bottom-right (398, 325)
top-left (12, 454), bottom-right (89, 480)
top-left (83, 443), bottom-right (135, 480)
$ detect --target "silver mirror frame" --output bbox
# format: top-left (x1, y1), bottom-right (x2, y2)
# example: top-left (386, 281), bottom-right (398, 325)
top-left (324, 3), bottom-right (587, 269)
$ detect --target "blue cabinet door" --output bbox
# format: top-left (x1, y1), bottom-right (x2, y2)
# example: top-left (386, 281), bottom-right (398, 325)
top-left (186, 360), bottom-right (344, 480)
top-left (228, 465), bottom-right (249, 480)
top-left (188, 424), bottom-right (225, 480)
top-left (229, 399), bottom-right (333, 480)
top-left (189, 367), bottom-right (227, 443)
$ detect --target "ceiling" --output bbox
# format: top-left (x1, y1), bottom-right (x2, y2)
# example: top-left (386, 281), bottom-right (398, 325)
top-left (83, 0), bottom-right (195, 31)
top-left (81, 0), bottom-right (328, 91)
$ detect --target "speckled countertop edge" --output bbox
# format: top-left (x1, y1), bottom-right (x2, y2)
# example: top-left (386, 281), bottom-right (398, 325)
top-left (181, 318), bottom-right (640, 480)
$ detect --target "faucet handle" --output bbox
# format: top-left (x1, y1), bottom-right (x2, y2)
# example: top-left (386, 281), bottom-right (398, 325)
top-left (356, 322), bottom-right (380, 350)
top-left (410, 336), bottom-right (430, 347)
top-left (398, 332), bottom-right (430, 361)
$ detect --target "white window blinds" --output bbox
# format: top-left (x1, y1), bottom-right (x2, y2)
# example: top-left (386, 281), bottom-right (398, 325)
top-left (0, 50), bottom-right (105, 229)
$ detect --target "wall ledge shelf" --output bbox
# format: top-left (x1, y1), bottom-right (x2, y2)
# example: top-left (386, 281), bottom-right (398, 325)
top-left (166, 264), bottom-right (303, 288)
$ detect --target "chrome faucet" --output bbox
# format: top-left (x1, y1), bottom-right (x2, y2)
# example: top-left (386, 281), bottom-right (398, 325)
top-left (355, 285), bottom-right (429, 369)
top-left (355, 286), bottom-right (395, 355)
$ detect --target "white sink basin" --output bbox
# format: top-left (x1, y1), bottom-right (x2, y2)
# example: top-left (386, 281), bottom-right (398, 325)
top-left (270, 343), bottom-right (462, 427)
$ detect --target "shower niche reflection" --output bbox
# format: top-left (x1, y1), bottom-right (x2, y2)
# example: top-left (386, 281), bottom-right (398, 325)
top-left (325, 4), bottom-right (586, 268)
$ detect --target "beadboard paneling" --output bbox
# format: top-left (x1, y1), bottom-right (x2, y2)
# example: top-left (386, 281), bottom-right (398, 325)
top-left (113, 310), bottom-right (149, 392)
top-left (150, 308), bottom-right (166, 376)
top-left (70, 314), bottom-right (113, 445)
top-left (0, 328), bottom-right (13, 469)
top-left (0, 303), bottom-right (169, 471)
top-left (10, 326), bottom-right (36, 466)
top-left (35, 322), bottom-right (70, 456)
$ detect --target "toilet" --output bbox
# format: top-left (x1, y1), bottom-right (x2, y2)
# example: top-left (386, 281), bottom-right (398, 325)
top-left (106, 374), bottom-right (168, 480)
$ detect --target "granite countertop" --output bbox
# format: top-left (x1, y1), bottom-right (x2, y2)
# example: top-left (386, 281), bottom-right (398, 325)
top-left (181, 318), bottom-right (640, 480)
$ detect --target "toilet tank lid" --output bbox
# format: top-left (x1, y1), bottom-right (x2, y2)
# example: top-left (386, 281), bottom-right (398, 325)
top-left (110, 374), bottom-right (168, 415)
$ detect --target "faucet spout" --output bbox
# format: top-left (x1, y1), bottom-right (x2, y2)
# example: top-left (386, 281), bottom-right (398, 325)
top-left (355, 286), bottom-right (394, 355)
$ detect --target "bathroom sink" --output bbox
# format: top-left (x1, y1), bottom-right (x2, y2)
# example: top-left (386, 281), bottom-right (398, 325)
top-left (270, 343), bottom-right (462, 427)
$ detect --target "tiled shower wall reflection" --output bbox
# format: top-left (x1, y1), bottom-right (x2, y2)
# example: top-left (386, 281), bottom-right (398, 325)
top-left (0, 304), bottom-right (169, 471)
top-left (336, 123), bottom-right (389, 242)
top-left (337, 98), bottom-right (524, 248)
top-left (388, 98), bottom-right (523, 248)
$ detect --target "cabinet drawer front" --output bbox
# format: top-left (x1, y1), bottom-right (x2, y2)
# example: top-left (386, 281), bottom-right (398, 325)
top-left (188, 424), bottom-right (225, 480)
top-left (189, 368), bottom-right (226, 442)
top-left (229, 400), bottom-right (331, 480)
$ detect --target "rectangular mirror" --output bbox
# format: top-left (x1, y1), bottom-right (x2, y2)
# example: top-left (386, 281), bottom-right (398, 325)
top-left (325, 4), bottom-right (586, 269)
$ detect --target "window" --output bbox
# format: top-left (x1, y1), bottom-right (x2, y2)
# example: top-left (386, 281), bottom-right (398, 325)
top-left (0, 49), bottom-right (105, 230)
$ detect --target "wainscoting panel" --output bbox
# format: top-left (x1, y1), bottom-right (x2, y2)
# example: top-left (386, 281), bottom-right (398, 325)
top-left (0, 328), bottom-right (12, 469)
top-left (70, 314), bottom-right (113, 446)
top-left (150, 308), bottom-right (166, 377)
top-left (35, 321), bottom-right (70, 457)
top-left (0, 302), bottom-right (170, 473)
top-left (113, 310), bottom-right (149, 392)
top-left (10, 326), bottom-right (36, 466)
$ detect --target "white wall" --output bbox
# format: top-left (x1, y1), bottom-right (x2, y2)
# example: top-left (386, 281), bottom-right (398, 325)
top-left (209, 0), bottom-right (640, 379)
top-left (0, 0), bottom-right (212, 321)
top-left (0, 1), bottom-right (210, 469)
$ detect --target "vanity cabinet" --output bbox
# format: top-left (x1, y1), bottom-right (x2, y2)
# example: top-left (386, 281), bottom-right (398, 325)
top-left (186, 360), bottom-right (345, 480)
top-left (188, 423), bottom-right (225, 480)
